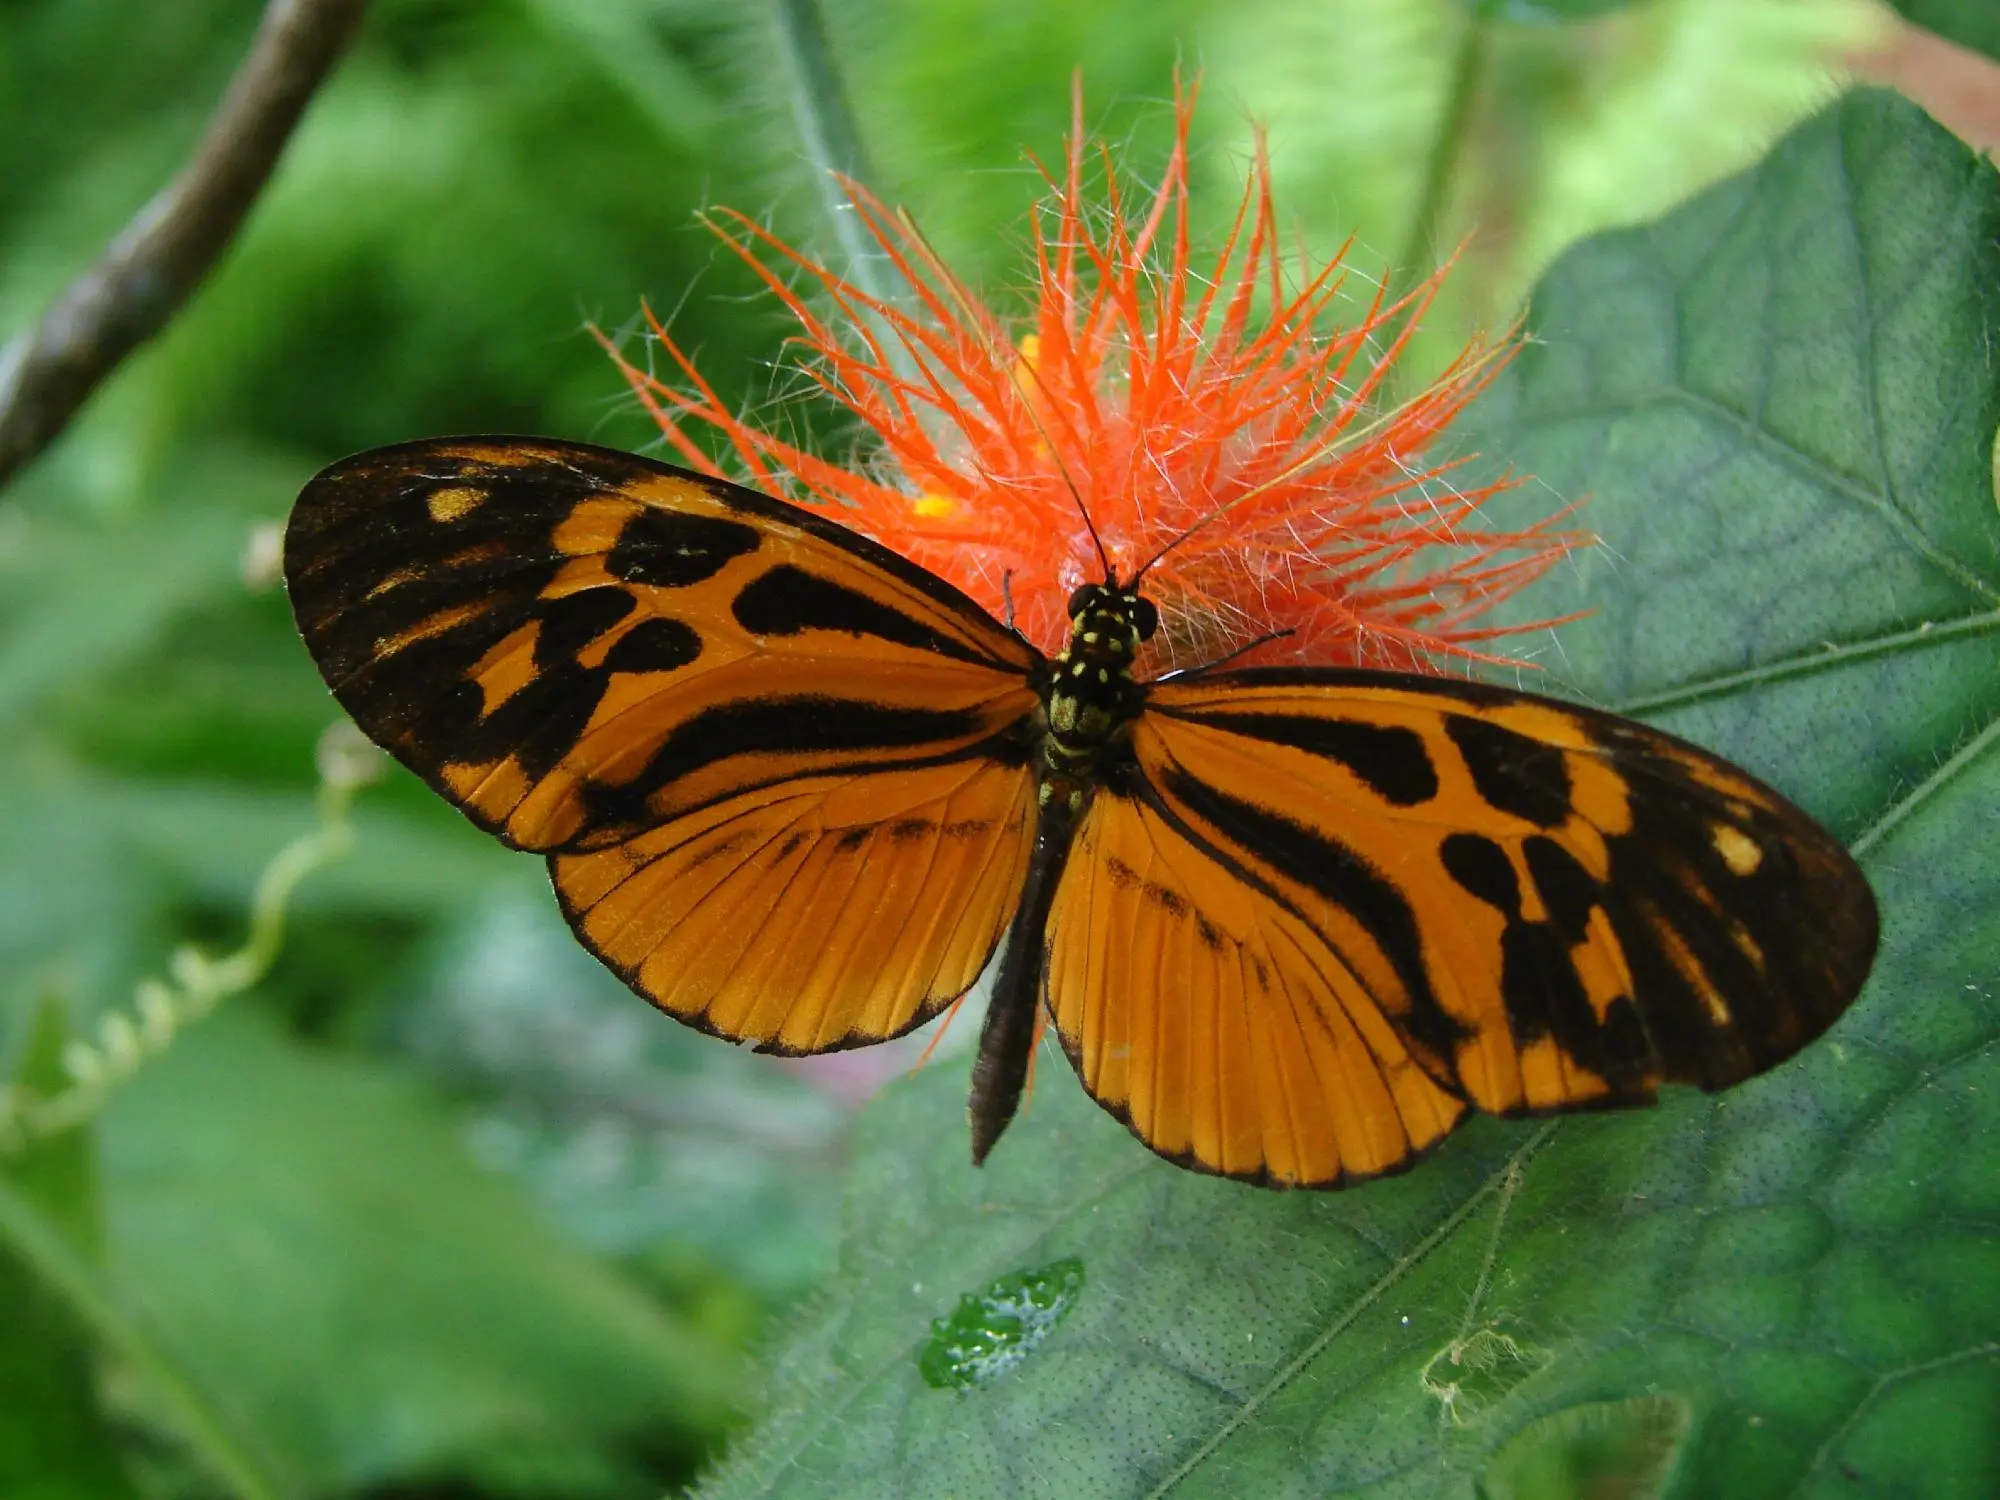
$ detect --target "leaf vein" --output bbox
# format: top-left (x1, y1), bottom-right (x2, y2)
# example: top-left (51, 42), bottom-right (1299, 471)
top-left (1143, 1122), bottom-right (1562, 1499)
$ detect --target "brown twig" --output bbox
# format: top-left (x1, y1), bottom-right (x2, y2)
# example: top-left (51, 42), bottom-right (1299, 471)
top-left (1852, 14), bottom-right (2000, 153)
top-left (0, 0), bottom-right (370, 492)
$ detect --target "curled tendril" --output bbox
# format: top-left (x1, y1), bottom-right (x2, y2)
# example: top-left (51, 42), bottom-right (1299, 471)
top-left (0, 722), bottom-right (383, 1154)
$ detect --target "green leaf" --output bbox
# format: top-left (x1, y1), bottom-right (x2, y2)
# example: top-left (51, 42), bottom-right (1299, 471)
top-left (1889, 1), bottom-right (2000, 62)
top-left (696, 89), bottom-right (2000, 1500)
top-left (1469, 0), bottom-right (1645, 18)
top-left (0, 999), bottom-right (145, 1500)
top-left (393, 893), bottom-right (847, 1303)
top-left (1474, 85), bottom-right (2000, 841)
top-left (0, 999), bottom-right (290, 1500)
top-left (97, 1006), bottom-right (743, 1494)
top-left (1478, 1395), bottom-right (1690, 1500)
top-left (5, 996), bottom-right (105, 1250)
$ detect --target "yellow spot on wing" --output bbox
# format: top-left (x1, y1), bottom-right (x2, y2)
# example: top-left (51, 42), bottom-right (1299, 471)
top-left (426, 485), bottom-right (486, 523)
top-left (914, 494), bottom-right (956, 519)
top-left (1711, 822), bottom-right (1763, 876)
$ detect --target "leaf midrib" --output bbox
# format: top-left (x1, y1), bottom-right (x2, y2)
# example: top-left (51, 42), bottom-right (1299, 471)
top-left (1507, 384), bottom-right (2000, 605)
top-left (1608, 606), bottom-right (2000, 717)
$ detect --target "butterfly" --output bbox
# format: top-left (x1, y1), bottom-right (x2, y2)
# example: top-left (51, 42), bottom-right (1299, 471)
top-left (285, 436), bottom-right (1878, 1189)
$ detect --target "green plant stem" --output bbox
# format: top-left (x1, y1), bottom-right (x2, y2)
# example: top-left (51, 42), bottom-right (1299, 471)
top-left (1394, 6), bottom-right (1492, 298)
top-left (1380, 3), bottom-right (1492, 402)
top-left (0, 777), bottom-right (357, 1152)
top-left (769, 0), bottom-right (891, 308)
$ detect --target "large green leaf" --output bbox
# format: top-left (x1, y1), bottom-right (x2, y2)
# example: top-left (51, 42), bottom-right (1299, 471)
top-left (1889, 1), bottom-right (2000, 62)
top-left (96, 1007), bottom-right (742, 1494)
top-left (392, 891), bottom-right (848, 1302)
top-left (694, 89), bottom-right (2000, 1500)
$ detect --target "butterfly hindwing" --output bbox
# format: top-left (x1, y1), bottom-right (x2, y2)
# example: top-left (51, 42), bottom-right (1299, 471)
top-left (550, 756), bottom-right (1037, 1053)
top-left (1043, 781), bottom-right (1469, 1188)
top-left (1042, 668), bottom-right (1876, 1183)
top-left (287, 437), bottom-right (1044, 1049)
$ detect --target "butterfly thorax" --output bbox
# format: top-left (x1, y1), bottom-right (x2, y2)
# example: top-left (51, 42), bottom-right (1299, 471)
top-left (1036, 581), bottom-right (1158, 809)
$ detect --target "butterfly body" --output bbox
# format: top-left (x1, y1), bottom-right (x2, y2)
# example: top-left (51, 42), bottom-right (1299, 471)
top-left (286, 437), bottom-right (1878, 1189)
top-left (969, 582), bottom-right (1159, 1160)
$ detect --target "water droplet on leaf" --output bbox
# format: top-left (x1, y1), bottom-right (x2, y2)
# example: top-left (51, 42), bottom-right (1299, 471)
top-left (917, 1258), bottom-right (1085, 1390)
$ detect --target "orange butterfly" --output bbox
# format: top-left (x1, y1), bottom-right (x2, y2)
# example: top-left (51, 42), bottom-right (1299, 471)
top-left (286, 436), bottom-right (1877, 1188)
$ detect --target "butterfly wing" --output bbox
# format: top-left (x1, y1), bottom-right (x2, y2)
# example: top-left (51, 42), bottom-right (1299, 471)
top-left (1043, 668), bottom-right (1876, 1188)
top-left (287, 437), bottom-right (1043, 1051)
top-left (1043, 781), bottom-right (1470, 1188)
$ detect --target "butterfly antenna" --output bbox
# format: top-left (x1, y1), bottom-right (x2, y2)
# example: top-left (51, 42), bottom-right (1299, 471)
top-left (895, 206), bottom-right (1114, 582)
top-left (1180, 626), bottom-right (1296, 677)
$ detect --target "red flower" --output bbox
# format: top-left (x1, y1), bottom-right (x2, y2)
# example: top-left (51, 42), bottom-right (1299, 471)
top-left (605, 83), bottom-right (1576, 674)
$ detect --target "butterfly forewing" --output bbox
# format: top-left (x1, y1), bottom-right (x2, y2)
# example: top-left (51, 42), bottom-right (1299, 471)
top-left (286, 438), bottom-right (1042, 850)
top-left (1101, 671), bottom-right (1876, 1124)
top-left (287, 437), bottom-right (1044, 1050)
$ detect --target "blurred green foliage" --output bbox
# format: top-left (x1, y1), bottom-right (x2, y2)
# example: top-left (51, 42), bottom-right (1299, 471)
top-left (0, 0), bottom-right (1973, 1496)
top-left (1889, 0), bottom-right (2000, 60)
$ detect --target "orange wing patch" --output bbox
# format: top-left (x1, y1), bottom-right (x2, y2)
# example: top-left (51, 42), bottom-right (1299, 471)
top-left (1136, 671), bottom-right (1876, 1121)
top-left (1044, 788), bottom-right (1466, 1188)
top-left (553, 756), bottom-right (1035, 1052)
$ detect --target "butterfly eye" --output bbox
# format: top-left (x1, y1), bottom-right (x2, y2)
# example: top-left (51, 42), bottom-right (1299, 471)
top-left (1067, 584), bottom-right (1104, 620)
top-left (1129, 596), bottom-right (1159, 641)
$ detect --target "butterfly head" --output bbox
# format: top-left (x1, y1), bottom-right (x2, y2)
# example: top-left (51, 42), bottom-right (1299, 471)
top-left (1064, 581), bottom-right (1159, 651)
top-left (1040, 580), bottom-right (1157, 776)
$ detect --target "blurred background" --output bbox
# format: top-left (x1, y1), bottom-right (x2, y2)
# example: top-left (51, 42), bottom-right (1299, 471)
top-left (0, 1), bottom-right (1992, 1496)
